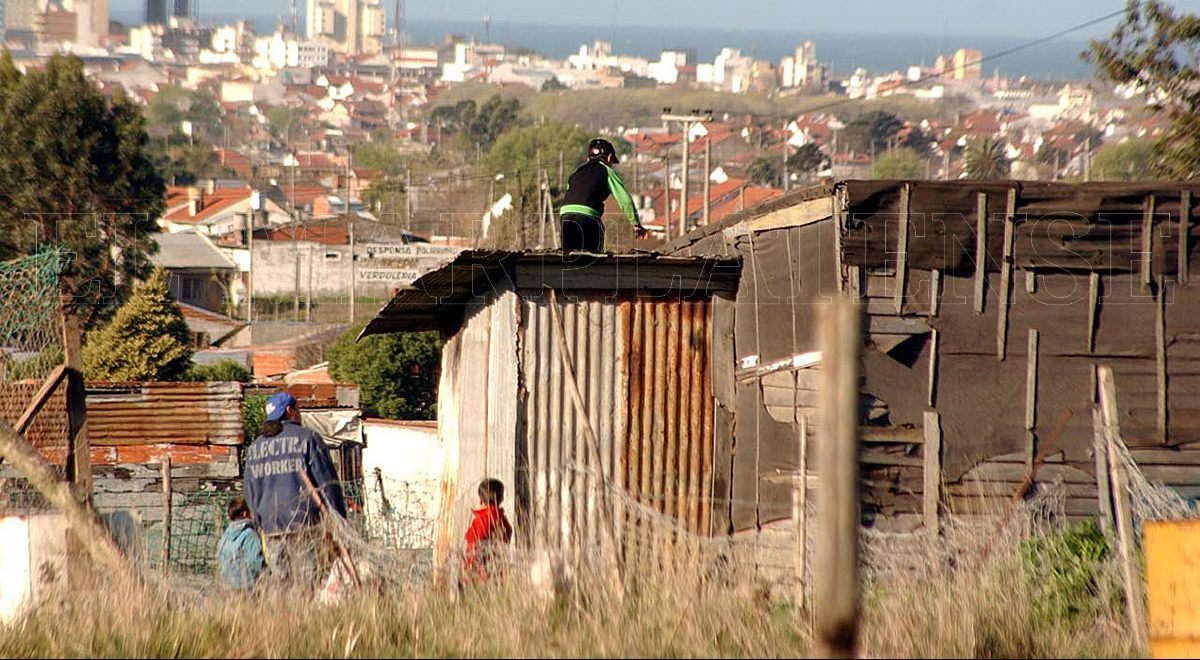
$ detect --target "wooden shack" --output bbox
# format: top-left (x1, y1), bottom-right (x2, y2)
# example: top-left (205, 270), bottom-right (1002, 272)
top-left (666, 179), bottom-right (1200, 532)
top-left (360, 250), bottom-right (742, 571)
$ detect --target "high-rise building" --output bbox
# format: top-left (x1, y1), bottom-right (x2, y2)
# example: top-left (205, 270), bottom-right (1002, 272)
top-left (172, 0), bottom-right (188, 19)
top-left (71, 0), bottom-right (107, 46)
top-left (952, 48), bottom-right (983, 81)
top-left (145, 0), bottom-right (166, 24)
top-left (5, 0), bottom-right (41, 32)
top-left (306, 0), bottom-right (385, 55)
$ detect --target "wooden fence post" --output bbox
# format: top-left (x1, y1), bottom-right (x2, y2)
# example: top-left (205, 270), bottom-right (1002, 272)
top-left (923, 411), bottom-right (942, 544)
top-left (815, 296), bottom-right (861, 659)
top-left (161, 457), bottom-right (172, 574)
top-left (1098, 365), bottom-right (1148, 652)
top-left (793, 415), bottom-right (809, 612)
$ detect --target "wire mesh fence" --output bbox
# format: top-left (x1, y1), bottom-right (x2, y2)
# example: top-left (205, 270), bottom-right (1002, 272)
top-left (0, 250), bottom-right (71, 516)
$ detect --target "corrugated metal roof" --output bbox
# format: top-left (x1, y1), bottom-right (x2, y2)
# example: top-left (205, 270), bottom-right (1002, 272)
top-left (360, 250), bottom-right (742, 337)
top-left (150, 232), bottom-right (238, 270)
top-left (86, 381), bottom-right (243, 447)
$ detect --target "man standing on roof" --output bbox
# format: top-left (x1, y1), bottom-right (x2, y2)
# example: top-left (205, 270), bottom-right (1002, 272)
top-left (559, 138), bottom-right (647, 253)
top-left (244, 392), bottom-right (347, 585)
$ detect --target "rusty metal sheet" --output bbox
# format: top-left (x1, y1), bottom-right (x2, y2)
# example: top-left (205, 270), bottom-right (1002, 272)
top-left (86, 381), bottom-right (242, 446)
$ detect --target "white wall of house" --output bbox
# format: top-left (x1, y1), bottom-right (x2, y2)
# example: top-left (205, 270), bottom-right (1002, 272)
top-left (361, 420), bottom-right (442, 550)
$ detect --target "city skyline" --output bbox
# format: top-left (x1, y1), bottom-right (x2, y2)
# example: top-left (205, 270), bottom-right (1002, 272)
top-left (104, 0), bottom-right (1200, 38)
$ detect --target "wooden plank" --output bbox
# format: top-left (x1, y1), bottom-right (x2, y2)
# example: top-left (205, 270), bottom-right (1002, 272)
top-left (815, 296), bottom-right (861, 658)
top-left (735, 350), bottom-right (821, 382)
top-left (859, 426), bottom-right (924, 444)
top-left (1157, 277), bottom-right (1168, 445)
top-left (894, 183), bottom-right (911, 316)
top-left (1092, 407), bottom-right (1113, 533)
top-left (997, 188), bottom-right (1017, 361)
top-left (709, 295), bottom-right (737, 537)
top-left (861, 451), bottom-right (923, 467)
top-left (13, 364), bottom-right (67, 436)
top-left (923, 411), bottom-right (941, 542)
top-left (834, 186), bottom-right (846, 294)
top-left (1088, 272), bottom-right (1100, 354)
top-left (974, 192), bottom-right (988, 314)
top-left (1099, 365), bottom-right (1149, 653)
top-left (927, 329), bottom-right (939, 407)
top-left (1026, 329), bottom-right (1039, 467)
top-left (793, 415), bottom-right (808, 611)
top-left (866, 316), bottom-right (931, 336)
top-left (1181, 190), bottom-right (1191, 285)
top-left (161, 456), bottom-right (171, 573)
top-left (929, 269), bottom-right (941, 317)
top-left (847, 265), bottom-right (862, 298)
top-left (1142, 194), bottom-right (1156, 290)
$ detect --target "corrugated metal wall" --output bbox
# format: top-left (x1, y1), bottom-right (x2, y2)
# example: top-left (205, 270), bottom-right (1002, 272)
top-left (520, 294), bottom-right (715, 561)
top-left (622, 298), bottom-right (714, 537)
top-left (522, 296), bottom-right (626, 558)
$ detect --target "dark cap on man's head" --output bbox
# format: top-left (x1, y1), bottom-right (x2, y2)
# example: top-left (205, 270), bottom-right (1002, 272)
top-left (265, 392), bottom-right (297, 422)
top-left (588, 138), bottom-right (618, 164)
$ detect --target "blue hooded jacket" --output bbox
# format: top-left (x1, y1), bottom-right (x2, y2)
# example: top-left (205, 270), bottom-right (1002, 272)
top-left (243, 420), bottom-right (347, 535)
top-left (217, 518), bottom-right (264, 589)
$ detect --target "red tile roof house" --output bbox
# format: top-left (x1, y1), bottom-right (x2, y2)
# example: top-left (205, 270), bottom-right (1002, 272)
top-left (158, 185), bottom-right (292, 236)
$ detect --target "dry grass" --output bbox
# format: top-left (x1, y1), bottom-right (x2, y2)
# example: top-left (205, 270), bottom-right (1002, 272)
top-left (0, 511), bottom-right (1139, 658)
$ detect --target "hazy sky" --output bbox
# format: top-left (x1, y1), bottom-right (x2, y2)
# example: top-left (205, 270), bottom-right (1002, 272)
top-left (108, 0), bottom-right (1200, 37)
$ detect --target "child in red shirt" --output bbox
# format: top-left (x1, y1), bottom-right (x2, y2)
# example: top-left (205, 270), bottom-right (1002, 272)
top-left (462, 478), bottom-right (513, 584)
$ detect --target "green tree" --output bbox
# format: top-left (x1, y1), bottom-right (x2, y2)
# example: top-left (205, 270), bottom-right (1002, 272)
top-left (963, 138), bottom-right (1011, 180)
top-left (431, 95), bottom-right (523, 156)
top-left (186, 359), bottom-right (254, 382)
top-left (841, 110), bottom-right (906, 154)
top-left (152, 140), bottom-right (219, 185)
top-left (265, 106), bottom-right (305, 141)
top-left (83, 268), bottom-right (194, 381)
top-left (144, 84), bottom-right (221, 140)
top-left (787, 143), bottom-right (827, 181)
top-left (483, 121), bottom-right (593, 202)
top-left (870, 148), bottom-right (924, 179)
top-left (747, 155), bottom-right (780, 186)
top-left (1091, 138), bottom-right (1159, 181)
top-left (1087, 1), bottom-right (1200, 178)
top-left (0, 52), bottom-right (165, 326)
top-left (351, 142), bottom-right (406, 176)
top-left (327, 325), bottom-right (440, 420)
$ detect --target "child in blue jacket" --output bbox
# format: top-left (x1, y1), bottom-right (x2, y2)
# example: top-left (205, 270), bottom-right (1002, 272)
top-left (217, 496), bottom-right (265, 589)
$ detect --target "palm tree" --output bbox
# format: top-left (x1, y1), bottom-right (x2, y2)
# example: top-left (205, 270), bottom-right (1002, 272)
top-left (963, 138), bottom-right (1011, 180)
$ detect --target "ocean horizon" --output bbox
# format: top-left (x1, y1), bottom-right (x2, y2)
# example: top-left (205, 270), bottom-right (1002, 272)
top-left (108, 11), bottom-right (1100, 81)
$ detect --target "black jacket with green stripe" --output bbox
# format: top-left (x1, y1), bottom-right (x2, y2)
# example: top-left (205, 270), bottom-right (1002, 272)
top-left (560, 160), bottom-right (640, 226)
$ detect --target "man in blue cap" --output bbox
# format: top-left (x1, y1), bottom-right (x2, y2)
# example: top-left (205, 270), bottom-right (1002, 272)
top-left (243, 391), bottom-right (346, 584)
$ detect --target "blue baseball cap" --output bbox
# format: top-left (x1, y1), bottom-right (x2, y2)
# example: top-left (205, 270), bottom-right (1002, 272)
top-left (264, 392), bottom-right (297, 422)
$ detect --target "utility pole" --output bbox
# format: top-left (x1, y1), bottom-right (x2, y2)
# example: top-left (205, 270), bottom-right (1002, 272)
top-left (516, 169), bottom-right (525, 249)
top-left (290, 159), bottom-right (299, 321)
top-left (558, 150), bottom-right (565, 191)
top-left (782, 133), bottom-right (790, 192)
top-left (247, 208), bottom-right (254, 323)
top-left (703, 137), bottom-right (712, 226)
top-left (537, 150), bottom-right (547, 235)
top-left (680, 131), bottom-right (690, 236)
top-left (1084, 135), bottom-right (1092, 182)
top-left (661, 109), bottom-right (712, 237)
top-left (405, 168), bottom-right (413, 233)
top-left (346, 156), bottom-right (355, 324)
top-left (663, 146), bottom-right (673, 241)
top-left (539, 170), bottom-right (548, 248)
